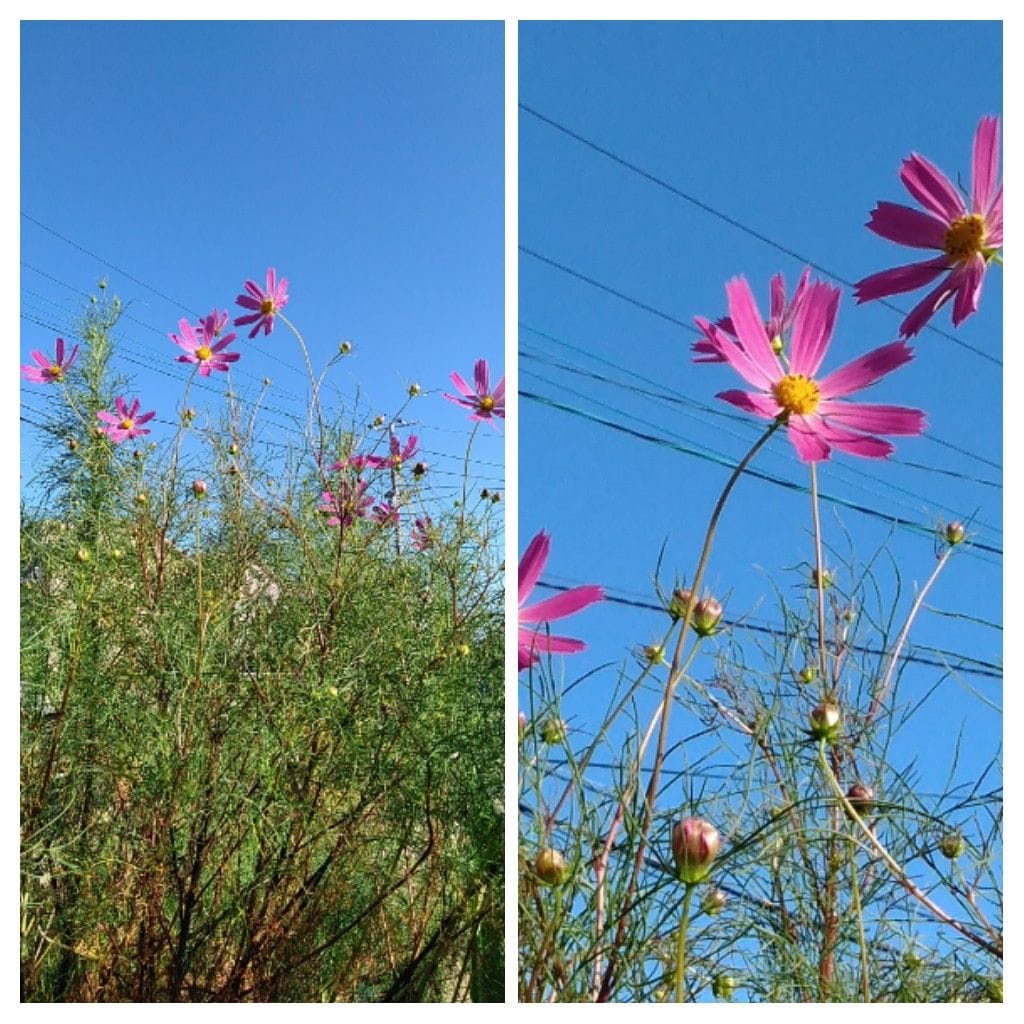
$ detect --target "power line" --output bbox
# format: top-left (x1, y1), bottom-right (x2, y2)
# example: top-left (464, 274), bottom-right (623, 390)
top-left (520, 387), bottom-right (1002, 563)
top-left (534, 581), bottom-right (1002, 681)
top-left (519, 103), bottom-right (1002, 368)
top-left (518, 250), bottom-right (1002, 473)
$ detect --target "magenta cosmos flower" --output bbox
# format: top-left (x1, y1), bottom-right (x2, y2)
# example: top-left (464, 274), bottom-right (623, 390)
top-left (198, 307), bottom-right (232, 338)
top-left (318, 478), bottom-right (372, 528)
top-left (692, 269), bottom-right (811, 363)
top-left (855, 116), bottom-right (1002, 338)
top-left (411, 515), bottom-right (435, 552)
top-left (97, 396), bottom-right (156, 444)
top-left (372, 502), bottom-right (401, 528)
top-left (234, 268), bottom-right (289, 339)
top-left (367, 433), bottom-right (419, 470)
top-left (170, 318), bottom-right (240, 376)
top-left (22, 337), bottom-right (79, 384)
top-left (444, 359), bottom-right (506, 426)
top-left (696, 275), bottom-right (925, 462)
top-left (519, 530), bottom-right (604, 672)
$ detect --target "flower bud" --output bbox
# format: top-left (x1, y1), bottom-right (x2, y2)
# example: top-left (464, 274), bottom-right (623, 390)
top-left (693, 595), bottom-right (723, 637)
top-left (67, 437), bottom-right (79, 451)
top-left (712, 974), bottom-right (737, 1000)
top-left (412, 461), bottom-right (428, 477)
top-left (183, 407), bottom-right (196, 423)
top-left (796, 664), bottom-right (817, 685)
top-left (809, 702), bottom-right (841, 742)
top-left (671, 817), bottom-right (720, 884)
top-left (339, 340), bottom-right (352, 355)
top-left (540, 718), bottom-right (567, 744)
top-left (533, 847), bottom-right (569, 886)
top-left (228, 442), bottom-right (240, 456)
top-left (227, 464), bottom-right (239, 476)
top-left (668, 586), bottom-right (694, 621)
top-left (845, 782), bottom-right (875, 817)
top-left (701, 888), bottom-right (728, 916)
top-left (135, 492), bottom-right (148, 506)
top-left (192, 479), bottom-right (208, 499)
top-left (518, 711), bottom-right (527, 739)
top-left (457, 643), bottom-right (471, 657)
top-left (263, 378), bottom-right (271, 387)
top-left (480, 488), bottom-right (490, 498)
top-left (491, 491), bottom-right (502, 503)
top-left (770, 335), bottom-right (784, 354)
top-left (938, 832), bottom-right (965, 860)
top-left (373, 415), bottom-right (385, 428)
top-left (76, 547), bottom-right (90, 563)
top-left (811, 567), bottom-right (833, 589)
top-left (112, 548), bottom-right (124, 561)
top-left (408, 383), bottom-right (421, 397)
top-left (944, 520), bottom-right (966, 546)
top-left (643, 643), bottom-right (667, 666)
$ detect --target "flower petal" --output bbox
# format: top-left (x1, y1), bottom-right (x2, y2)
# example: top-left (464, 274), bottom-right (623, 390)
top-left (818, 341), bottom-right (915, 399)
top-left (898, 275), bottom-right (958, 338)
top-left (900, 153), bottom-right (966, 222)
top-left (788, 281), bottom-right (840, 379)
top-left (518, 530), bottom-right (549, 606)
top-left (951, 255), bottom-right (985, 327)
top-left (819, 400), bottom-right (925, 436)
top-left (694, 317), bottom-right (769, 390)
top-left (866, 201), bottom-right (947, 249)
top-left (854, 257), bottom-right (949, 302)
top-left (473, 359), bottom-right (489, 396)
top-left (725, 277), bottom-right (782, 385)
top-left (449, 371), bottom-right (475, 399)
top-left (519, 585), bottom-right (604, 624)
top-left (787, 418), bottom-right (832, 462)
top-left (972, 115), bottom-right (1000, 215)
top-left (818, 422), bottom-right (895, 459)
top-left (716, 389), bottom-right (780, 420)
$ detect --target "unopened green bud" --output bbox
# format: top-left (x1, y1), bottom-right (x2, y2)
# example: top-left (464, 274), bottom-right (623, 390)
top-left (671, 817), bottom-right (720, 884)
top-left (408, 383), bottom-right (421, 397)
top-left (938, 832), bottom-right (965, 860)
top-left (693, 595), bottom-right (723, 637)
top-left (135, 492), bottom-right (148, 506)
top-left (796, 665), bottom-right (817, 685)
top-left (701, 888), bottom-right (728, 916)
top-left (712, 974), bottom-right (737, 1000)
top-left (668, 586), bottom-right (694, 621)
top-left (339, 340), bottom-right (352, 355)
top-left (811, 567), bottom-right (833, 589)
top-left (373, 415), bottom-right (385, 428)
top-left (540, 718), bottom-right (567, 744)
top-left (76, 547), bottom-right (90, 563)
top-left (228, 442), bottom-right (240, 456)
top-left (534, 848), bottom-right (569, 886)
top-left (944, 520), bottom-right (966, 545)
top-left (643, 644), bottom-right (667, 666)
top-left (770, 335), bottom-right (784, 354)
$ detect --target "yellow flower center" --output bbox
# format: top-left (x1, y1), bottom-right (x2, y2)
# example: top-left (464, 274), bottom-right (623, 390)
top-left (119, 418), bottom-right (135, 431)
top-left (391, 454), bottom-right (403, 469)
top-left (944, 214), bottom-right (986, 263)
top-left (46, 366), bottom-right (64, 382)
top-left (260, 298), bottom-right (276, 316)
top-left (196, 345), bottom-right (213, 362)
top-left (479, 394), bottom-right (495, 412)
top-left (772, 374), bottom-right (820, 416)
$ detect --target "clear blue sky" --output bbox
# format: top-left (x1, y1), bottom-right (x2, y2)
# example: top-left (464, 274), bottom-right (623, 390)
top-left (520, 22), bottom-right (1001, 801)
top-left (20, 21), bottom-right (504, 509)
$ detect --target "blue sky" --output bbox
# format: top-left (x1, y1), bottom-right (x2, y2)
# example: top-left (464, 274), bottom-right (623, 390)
top-left (519, 21), bottom-right (1001, 823)
top-left (20, 20), bottom-right (505, 514)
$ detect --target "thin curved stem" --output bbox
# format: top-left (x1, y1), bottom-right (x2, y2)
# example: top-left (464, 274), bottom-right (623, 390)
top-left (673, 883), bottom-right (696, 1003)
top-left (809, 462), bottom-right (829, 686)
top-left (847, 828), bottom-right (870, 1001)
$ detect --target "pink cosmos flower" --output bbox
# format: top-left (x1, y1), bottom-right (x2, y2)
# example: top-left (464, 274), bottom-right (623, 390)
top-left (411, 515), bottom-right (435, 552)
top-left (21, 337), bottom-right (79, 384)
top-left (318, 478), bottom-right (372, 528)
top-left (693, 269), bottom-right (811, 363)
top-left (372, 502), bottom-right (400, 528)
top-left (234, 268), bottom-right (289, 339)
top-left (366, 434), bottom-right (419, 471)
top-left (854, 116), bottom-right (1002, 337)
top-left (198, 308), bottom-right (232, 338)
top-left (330, 454), bottom-right (370, 474)
top-left (170, 318), bottom-right (240, 376)
top-left (97, 396), bottom-right (156, 444)
top-left (519, 530), bottom-right (604, 672)
top-left (444, 359), bottom-right (505, 426)
top-left (695, 275), bottom-right (925, 462)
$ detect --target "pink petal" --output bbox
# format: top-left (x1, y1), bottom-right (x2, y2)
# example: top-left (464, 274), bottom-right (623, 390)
top-left (899, 275), bottom-right (958, 338)
top-left (716, 389), bottom-right (780, 420)
top-left (725, 277), bottom-right (782, 386)
top-left (854, 256), bottom-right (949, 302)
top-left (694, 317), bottom-right (770, 390)
top-left (176, 354), bottom-right (198, 365)
top-left (29, 350), bottom-right (51, 368)
top-left (519, 585), bottom-right (604, 624)
top-left (115, 397), bottom-right (130, 417)
top-left (21, 367), bottom-right (45, 382)
top-left (986, 185), bottom-right (1002, 245)
top-left (266, 268), bottom-right (277, 295)
top-left (65, 344), bottom-right (79, 368)
top-left (135, 410), bottom-right (156, 425)
top-left (818, 341), bottom-right (915, 399)
top-left (492, 378), bottom-right (505, 403)
top-left (236, 295), bottom-right (262, 311)
top-left (788, 281), bottom-right (840, 379)
top-left (96, 410), bottom-right (120, 424)
top-left (769, 273), bottom-right (785, 324)
top-left (473, 359), bottom-right (489, 396)
top-left (866, 201), bottom-right (947, 249)
top-left (781, 268), bottom-right (812, 335)
top-left (243, 280), bottom-right (264, 301)
top-left (819, 400), bottom-right (925, 436)
top-left (787, 418), bottom-right (832, 462)
top-left (818, 422), bottom-right (895, 459)
top-left (518, 530), bottom-right (550, 606)
top-left (54, 337), bottom-right (65, 362)
top-left (449, 371), bottom-right (475, 399)
top-left (900, 153), bottom-right (966, 222)
top-left (972, 115), bottom-right (1000, 215)
top-left (951, 256), bottom-right (985, 327)
top-left (525, 631), bottom-right (587, 655)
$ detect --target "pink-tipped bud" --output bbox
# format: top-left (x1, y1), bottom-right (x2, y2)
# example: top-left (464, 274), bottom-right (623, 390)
top-left (518, 711), bottom-right (527, 739)
top-left (944, 521), bottom-right (966, 546)
top-left (540, 718), bottom-right (567, 744)
top-left (693, 595), bottom-right (724, 637)
top-left (671, 817), bottom-right (720, 884)
top-left (845, 782), bottom-right (875, 817)
top-left (192, 479), bottom-right (208, 499)
top-left (412, 461), bottom-right (428, 477)
top-left (938, 832), bottom-right (965, 860)
top-left (701, 888), bottom-right (728, 916)
top-left (668, 586), bottom-right (694, 621)
top-left (809, 702), bottom-right (842, 742)
top-left (67, 437), bottom-right (79, 451)
top-left (534, 847), bottom-right (569, 886)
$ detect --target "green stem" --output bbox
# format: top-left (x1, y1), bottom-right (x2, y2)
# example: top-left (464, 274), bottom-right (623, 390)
top-left (674, 883), bottom-right (696, 1003)
top-left (809, 462), bottom-right (829, 686)
top-left (847, 828), bottom-right (870, 1001)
